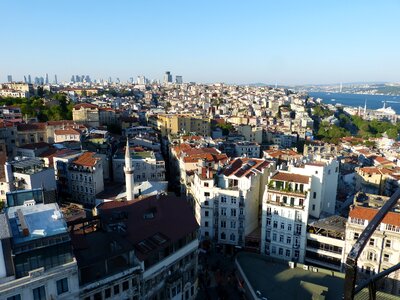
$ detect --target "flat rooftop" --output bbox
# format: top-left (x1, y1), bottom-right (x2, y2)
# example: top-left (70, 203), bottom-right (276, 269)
top-left (237, 252), bottom-right (344, 300)
top-left (7, 203), bottom-right (68, 244)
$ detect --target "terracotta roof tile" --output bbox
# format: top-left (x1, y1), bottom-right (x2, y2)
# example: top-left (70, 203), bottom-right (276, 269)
top-left (72, 152), bottom-right (99, 167)
top-left (349, 206), bottom-right (400, 227)
top-left (272, 171), bottom-right (310, 184)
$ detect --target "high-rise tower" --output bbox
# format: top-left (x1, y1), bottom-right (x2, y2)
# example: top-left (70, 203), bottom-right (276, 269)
top-left (124, 140), bottom-right (134, 201)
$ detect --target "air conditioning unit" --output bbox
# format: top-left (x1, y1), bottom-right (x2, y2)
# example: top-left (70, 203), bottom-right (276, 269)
top-left (303, 265), bottom-right (309, 271)
top-left (288, 261), bottom-right (295, 269)
top-left (313, 267), bottom-right (318, 272)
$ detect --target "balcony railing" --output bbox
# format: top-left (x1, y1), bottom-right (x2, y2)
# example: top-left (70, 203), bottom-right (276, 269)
top-left (268, 186), bottom-right (307, 196)
top-left (344, 188), bottom-right (400, 300)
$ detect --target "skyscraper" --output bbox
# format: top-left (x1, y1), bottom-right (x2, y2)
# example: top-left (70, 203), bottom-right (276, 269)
top-left (7, 75), bottom-right (12, 83)
top-left (23, 76), bottom-right (27, 83)
top-left (45, 73), bottom-right (49, 84)
top-left (54, 74), bottom-right (58, 84)
top-left (28, 75), bottom-right (32, 84)
top-left (163, 71), bottom-right (172, 84)
top-left (71, 75), bottom-right (75, 83)
top-left (175, 75), bottom-right (183, 84)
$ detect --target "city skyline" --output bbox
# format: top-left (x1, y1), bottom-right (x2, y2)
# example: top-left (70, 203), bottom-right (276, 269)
top-left (1, 1), bottom-right (399, 85)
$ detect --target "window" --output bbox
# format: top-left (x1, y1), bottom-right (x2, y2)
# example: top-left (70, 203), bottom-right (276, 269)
top-left (7, 296), bottom-right (21, 300)
top-left (240, 208), bottom-right (244, 215)
top-left (33, 286), bottom-right (46, 300)
top-left (230, 233), bottom-right (236, 241)
top-left (231, 196), bottom-right (237, 204)
top-left (114, 284), bottom-right (120, 295)
top-left (272, 233), bottom-right (277, 241)
top-left (369, 238), bottom-right (375, 246)
top-left (231, 221), bottom-right (236, 229)
top-left (231, 208), bottom-right (236, 217)
top-left (273, 221), bottom-right (278, 228)
top-left (205, 211), bottom-right (209, 217)
top-left (123, 281), bottom-right (129, 291)
top-left (204, 182), bottom-right (209, 187)
top-left (56, 278), bottom-right (69, 295)
top-left (204, 200), bottom-right (209, 206)
top-left (205, 221), bottom-right (209, 227)
top-left (353, 232), bottom-right (359, 240)
top-left (94, 292), bottom-right (102, 300)
top-left (280, 222), bottom-right (285, 230)
top-left (221, 196), bottom-right (226, 203)
top-left (221, 221), bottom-right (226, 228)
top-left (279, 248), bottom-right (283, 255)
top-left (383, 253), bottom-right (390, 262)
top-left (287, 224), bottom-right (292, 231)
top-left (205, 231), bottom-right (209, 237)
top-left (286, 249), bottom-right (291, 257)
top-left (312, 204), bottom-right (315, 211)
top-left (105, 288), bottom-right (111, 298)
top-left (385, 239), bottom-right (392, 248)
top-left (287, 236), bottom-right (292, 244)
top-left (367, 251), bottom-right (377, 262)
top-left (266, 218), bottom-right (271, 226)
top-left (204, 192), bottom-right (210, 197)
top-left (313, 192), bottom-right (316, 199)
top-left (279, 235), bottom-right (284, 243)
top-left (221, 232), bottom-right (226, 240)
top-left (272, 246), bottom-right (276, 254)
top-left (221, 208), bottom-right (226, 216)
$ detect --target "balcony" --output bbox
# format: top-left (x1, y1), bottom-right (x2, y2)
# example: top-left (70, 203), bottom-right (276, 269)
top-left (268, 185), bottom-right (307, 197)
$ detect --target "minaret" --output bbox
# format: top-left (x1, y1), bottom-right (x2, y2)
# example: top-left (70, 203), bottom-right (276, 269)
top-left (124, 139), bottom-right (134, 201)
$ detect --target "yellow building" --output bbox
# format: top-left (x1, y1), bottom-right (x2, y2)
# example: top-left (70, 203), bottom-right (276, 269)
top-left (72, 103), bottom-right (99, 127)
top-left (157, 114), bottom-right (211, 137)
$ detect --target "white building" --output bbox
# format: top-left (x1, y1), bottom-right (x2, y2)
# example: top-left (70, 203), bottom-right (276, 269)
top-left (288, 159), bottom-right (339, 218)
top-left (234, 141), bottom-right (261, 158)
top-left (113, 148), bottom-right (166, 183)
top-left (261, 171), bottom-right (311, 262)
top-left (344, 196), bottom-right (400, 296)
top-left (191, 158), bottom-right (274, 248)
top-left (68, 152), bottom-right (104, 206)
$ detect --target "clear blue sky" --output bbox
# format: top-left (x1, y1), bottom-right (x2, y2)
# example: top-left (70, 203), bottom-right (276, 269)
top-left (1, 0), bottom-right (399, 85)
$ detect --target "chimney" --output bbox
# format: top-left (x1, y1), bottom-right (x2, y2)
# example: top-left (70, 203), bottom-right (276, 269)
top-left (17, 209), bottom-right (30, 237)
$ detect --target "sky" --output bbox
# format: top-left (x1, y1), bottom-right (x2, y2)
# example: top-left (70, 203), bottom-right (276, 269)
top-left (1, 0), bottom-right (399, 85)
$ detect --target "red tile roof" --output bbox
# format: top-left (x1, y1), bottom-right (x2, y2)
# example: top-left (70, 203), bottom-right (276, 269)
top-left (72, 152), bottom-right (98, 167)
top-left (17, 123), bottom-right (47, 131)
top-left (222, 158), bottom-right (271, 178)
top-left (272, 171), bottom-right (310, 184)
top-left (54, 128), bottom-right (81, 135)
top-left (349, 206), bottom-right (400, 227)
top-left (73, 103), bottom-right (98, 110)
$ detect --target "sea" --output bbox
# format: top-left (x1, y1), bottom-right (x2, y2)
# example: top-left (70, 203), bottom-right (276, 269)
top-left (308, 92), bottom-right (400, 115)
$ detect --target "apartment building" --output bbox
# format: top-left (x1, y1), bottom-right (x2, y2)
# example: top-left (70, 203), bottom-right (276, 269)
top-left (75, 194), bottom-right (199, 300)
top-left (261, 171), bottom-right (311, 262)
top-left (344, 194), bottom-right (400, 296)
top-left (156, 114), bottom-right (211, 137)
top-left (68, 152), bottom-right (104, 207)
top-left (112, 146), bottom-right (166, 183)
top-left (72, 103), bottom-right (100, 127)
top-left (190, 158), bottom-right (274, 249)
top-left (234, 141), bottom-right (261, 158)
top-left (0, 202), bottom-right (79, 300)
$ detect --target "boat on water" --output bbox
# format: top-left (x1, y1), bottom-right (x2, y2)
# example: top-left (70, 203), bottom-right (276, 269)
top-left (331, 98), bottom-right (336, 101)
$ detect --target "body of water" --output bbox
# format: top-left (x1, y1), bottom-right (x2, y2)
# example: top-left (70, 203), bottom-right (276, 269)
top-left (308, 92), bottom-right (400, 114)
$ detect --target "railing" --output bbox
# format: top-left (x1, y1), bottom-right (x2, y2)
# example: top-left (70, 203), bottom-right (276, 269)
top-left (344, 188), bottom-right (400, 300)
top-left (268, 186), bottom-right (307, 196)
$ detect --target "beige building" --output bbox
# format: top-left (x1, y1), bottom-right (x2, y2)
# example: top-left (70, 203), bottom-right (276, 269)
top-left (72, 103), bottom-right (100, 127)
top-left (157, 114), bottom-right (211, 137)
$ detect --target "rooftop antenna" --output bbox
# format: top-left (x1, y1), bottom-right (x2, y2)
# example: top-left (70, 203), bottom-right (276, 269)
top-left (339, 82), bottom-right (343, 93)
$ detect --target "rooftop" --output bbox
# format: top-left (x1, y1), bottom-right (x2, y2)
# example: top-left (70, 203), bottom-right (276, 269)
top-left (222, 158), bottom-right (270, 178)
top-left (97, 194), bottom-right (199, 261)
top-left (271, 171), bottom-right (310, 184)
top-left (237, 252), bottom-right (345, 300)
top-left (7, 203), bottom-right (68, 244)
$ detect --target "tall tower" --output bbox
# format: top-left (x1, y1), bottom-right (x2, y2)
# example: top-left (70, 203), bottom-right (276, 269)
top-left (124, 140), bottom-right (134, 201)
